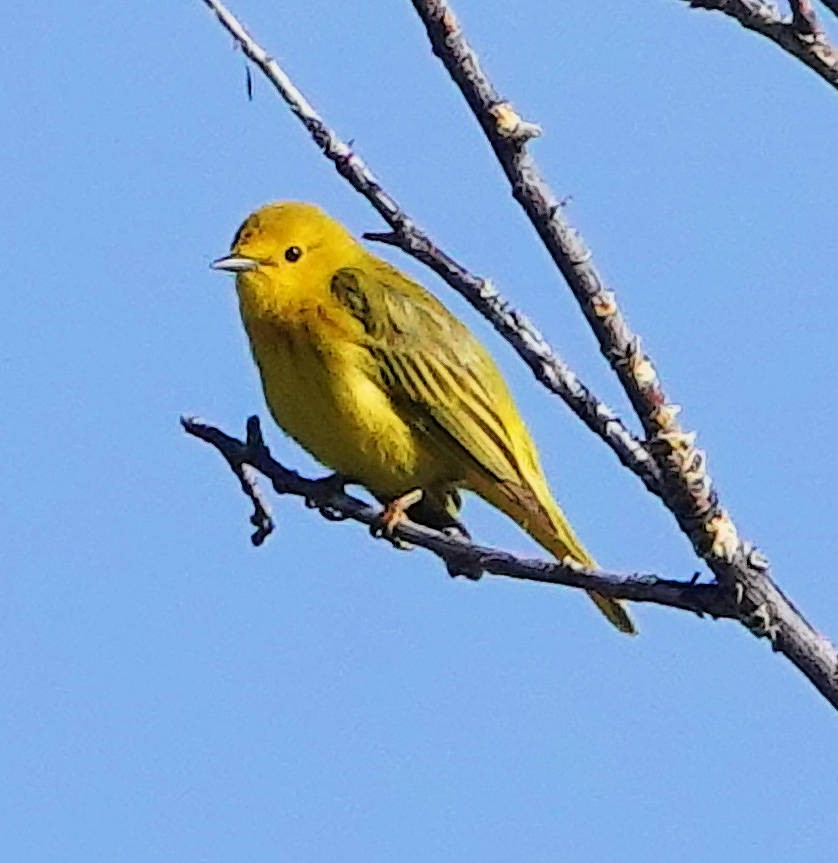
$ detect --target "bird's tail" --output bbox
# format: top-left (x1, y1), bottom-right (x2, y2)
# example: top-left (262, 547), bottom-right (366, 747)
top-left (473, 476), bottom-right (636, 635)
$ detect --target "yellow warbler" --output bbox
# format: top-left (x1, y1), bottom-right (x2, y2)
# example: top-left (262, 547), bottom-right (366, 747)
top-left (212, 202), bottom-right (635, 634)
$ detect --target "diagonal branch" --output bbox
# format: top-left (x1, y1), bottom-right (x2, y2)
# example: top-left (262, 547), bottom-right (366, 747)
top-left (409, 0), bottom-right (838, 709)
top-left (678, 1), bottom-right (838, 87)
top-left (196, 0), bottom-right (838, 709)
top-left (198, 0), bottom-right (662, 498)
top-left (182, 416), bottom-right (733, 619)
top-left (410, 0), bottom-right (732, 549)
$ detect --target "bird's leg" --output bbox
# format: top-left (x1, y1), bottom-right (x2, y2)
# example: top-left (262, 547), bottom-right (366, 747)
top-left (371, 488), bottom-right (424, 543)
top-left (404, 486), bottom-right (480, 577)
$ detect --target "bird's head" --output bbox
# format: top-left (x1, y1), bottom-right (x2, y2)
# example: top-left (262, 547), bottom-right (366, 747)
top-left (212, 201), bottom-right (360, 311)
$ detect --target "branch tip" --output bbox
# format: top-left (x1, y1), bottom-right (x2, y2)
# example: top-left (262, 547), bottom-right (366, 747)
top-left (362, 230), bottom-right (401, 246)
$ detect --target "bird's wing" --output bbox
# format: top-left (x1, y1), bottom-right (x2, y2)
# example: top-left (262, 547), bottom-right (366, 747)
top-left (330, 264), bottom-right (540, 488)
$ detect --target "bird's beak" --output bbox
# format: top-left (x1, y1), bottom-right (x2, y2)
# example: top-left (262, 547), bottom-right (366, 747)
top-left (210, 254), bottom-right (260, 273)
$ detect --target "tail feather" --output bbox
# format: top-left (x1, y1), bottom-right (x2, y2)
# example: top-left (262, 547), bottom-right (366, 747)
top-left (586, 590), bottom-right (636, 635)
top-left (473, 477), bottom-right (636, 635)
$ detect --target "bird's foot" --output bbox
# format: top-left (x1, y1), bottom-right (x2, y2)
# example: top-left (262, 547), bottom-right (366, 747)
top-left (371, 488), bottom-right (424, 548)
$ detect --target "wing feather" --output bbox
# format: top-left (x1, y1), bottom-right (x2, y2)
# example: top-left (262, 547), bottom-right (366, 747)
top-left (331, 263), bottom-right (534, 488)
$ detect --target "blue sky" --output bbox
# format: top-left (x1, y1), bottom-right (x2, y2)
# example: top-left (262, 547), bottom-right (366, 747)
top-left (2, 2), bottom-right (836, 860)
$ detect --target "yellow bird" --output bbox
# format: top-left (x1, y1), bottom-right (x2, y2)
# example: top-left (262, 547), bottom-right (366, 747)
top-left (212, 202), bottom-right (635, 634)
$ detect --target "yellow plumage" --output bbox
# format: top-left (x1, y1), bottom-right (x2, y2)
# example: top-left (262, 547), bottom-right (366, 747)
top-left (213, 202), bottom-right (635, 634)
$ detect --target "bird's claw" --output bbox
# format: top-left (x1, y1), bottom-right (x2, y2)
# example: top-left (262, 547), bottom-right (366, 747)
top-left (370, 489), bottom-right (423, 547)
top-left (369, 518), bottom-right (414, 550)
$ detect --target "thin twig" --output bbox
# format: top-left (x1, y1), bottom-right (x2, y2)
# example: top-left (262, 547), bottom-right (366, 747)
top-left (188, 414), bottom-right (275, 545)
top-left (198, 0), bottom-right (662, 498)
top-left (409, 0), bottom-right (838, 710)
top-left (681, 1), bottom-right (838, 86)
top-left (182, 416), bottom-right (733, 618)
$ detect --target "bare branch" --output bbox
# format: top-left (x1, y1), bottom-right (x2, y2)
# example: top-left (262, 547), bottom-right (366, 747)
top-left (186, 410), bottom-right (838, 704)
top-left (679, 1), bottom-right (838, 86)
top-left (182, 416), bottom-right (733, 619)
top-left (196, 0), bottom-right (838, 709)
top-left (409, 0), bottom-right (838, 709)
top-left (410, 0), bottom-right (723, 527)
top-left (197, 0), bottom-right (662, 498)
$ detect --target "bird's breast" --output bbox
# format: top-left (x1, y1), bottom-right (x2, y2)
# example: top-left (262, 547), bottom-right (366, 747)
top-left (241, 306), bottom-right (445, 496)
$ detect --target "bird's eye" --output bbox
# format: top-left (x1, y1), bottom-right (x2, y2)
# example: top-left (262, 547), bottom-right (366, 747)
top-left (284, 246), bottom-right (303, 262)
